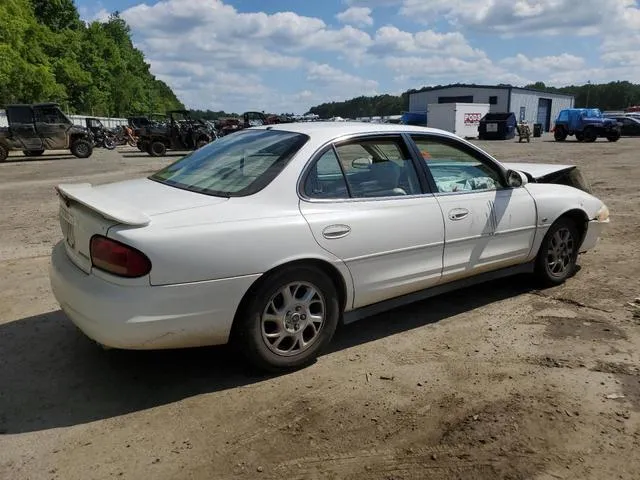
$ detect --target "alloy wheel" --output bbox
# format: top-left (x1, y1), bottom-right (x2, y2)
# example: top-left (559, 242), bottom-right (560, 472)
top-left (546, 227), bottom-right (575, 276)
top-left (261, 282), bottom-right (325, 357)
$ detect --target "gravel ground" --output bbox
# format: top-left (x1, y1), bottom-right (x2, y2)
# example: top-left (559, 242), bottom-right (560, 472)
top-left (1, 135), bottom-right (639, 480)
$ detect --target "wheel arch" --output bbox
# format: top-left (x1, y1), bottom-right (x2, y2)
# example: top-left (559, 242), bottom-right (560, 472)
top-left (558, 208), bottom-right (589, 247)
top-left (230, 257), bottom-right (350, 338)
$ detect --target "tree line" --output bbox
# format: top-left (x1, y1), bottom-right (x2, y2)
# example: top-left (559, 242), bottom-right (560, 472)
top-left (0, 0), bottom-right (183, 117)
top-left (308, 81), bottom-right (640, 118)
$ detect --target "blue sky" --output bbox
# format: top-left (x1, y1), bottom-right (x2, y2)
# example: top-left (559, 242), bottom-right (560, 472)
top-left (75, 0), bottom-right (640, 114)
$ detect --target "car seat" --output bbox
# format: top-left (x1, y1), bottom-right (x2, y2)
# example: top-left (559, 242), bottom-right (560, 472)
top-left (368, 161), bottom-right (407, 196)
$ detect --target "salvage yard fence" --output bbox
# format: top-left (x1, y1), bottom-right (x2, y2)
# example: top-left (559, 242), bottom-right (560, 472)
top-left (0, 110), bottom-right (128, 129)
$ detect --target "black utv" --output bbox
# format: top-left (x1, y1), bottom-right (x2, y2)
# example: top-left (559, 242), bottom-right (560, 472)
top-left (137, 110), bottom-right (215, 156)
top-left (0, 103), bottom-right (93, 161)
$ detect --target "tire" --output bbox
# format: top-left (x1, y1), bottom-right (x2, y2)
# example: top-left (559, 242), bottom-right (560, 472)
top-left (23, 149), bottom-right (45, 156)
top-left (149, 141), bottom-right (166, 157)
top-left (0, 144), bottom-right (8, 162)
top-left (103, 136), bottom-right (116, 150)
top-left (535, 217), bottom-right (580, 287)
top-left (233, 266), bottom-right (340, 372)
top-left (195, 138), bottom-right (209, 149)
top-left (554, 127), bottom-right (567, 141)
top-left (607, 131), bottom-right (621, 142)
top-left (70, 139), bottom-right (93, 158)
top-left (583, 127), bottom-right (597, 143)
top-left (575, 132), bottom-right (584, 142)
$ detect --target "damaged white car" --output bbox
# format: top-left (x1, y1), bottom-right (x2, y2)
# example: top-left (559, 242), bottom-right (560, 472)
top-left (49, 123), bottom-right (609, 370)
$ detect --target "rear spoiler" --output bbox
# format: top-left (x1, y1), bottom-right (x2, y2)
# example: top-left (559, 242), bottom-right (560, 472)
top-left (56, 183), bottom-right (151, 226)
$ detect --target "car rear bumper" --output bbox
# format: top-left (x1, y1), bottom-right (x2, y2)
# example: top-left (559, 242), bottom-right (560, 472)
top-left (580, 219), bottom-right (608, 252)
top-left (49, 241), bottom-right (260, 349)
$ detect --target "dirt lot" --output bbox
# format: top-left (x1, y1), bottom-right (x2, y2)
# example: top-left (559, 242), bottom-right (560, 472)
top-left (1, 135), bottom-right (639, 480)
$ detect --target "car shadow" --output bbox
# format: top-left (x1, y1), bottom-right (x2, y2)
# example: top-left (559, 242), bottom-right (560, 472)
top-left (0, 276), bottom-right (535, 434)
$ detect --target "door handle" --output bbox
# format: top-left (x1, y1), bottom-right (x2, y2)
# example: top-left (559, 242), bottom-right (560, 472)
top-left (322, 224), bottom-right (351, 239)
top-left (448, 208), bottom-right (469, 221)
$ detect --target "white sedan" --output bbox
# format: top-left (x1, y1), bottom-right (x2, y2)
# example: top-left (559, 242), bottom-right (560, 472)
top-left (49, 123), bottom-right (609, 370)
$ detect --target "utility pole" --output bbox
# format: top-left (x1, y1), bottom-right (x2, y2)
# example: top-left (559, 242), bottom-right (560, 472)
top-left (586, 80), bottom-right (591, 107)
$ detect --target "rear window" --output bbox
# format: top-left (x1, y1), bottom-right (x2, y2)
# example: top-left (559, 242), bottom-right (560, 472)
top-left (149, 129), bottom-right (309, 197)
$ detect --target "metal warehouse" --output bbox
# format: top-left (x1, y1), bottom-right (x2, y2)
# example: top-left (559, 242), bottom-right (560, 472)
top-left (409, 85), bottom-right (575, 132)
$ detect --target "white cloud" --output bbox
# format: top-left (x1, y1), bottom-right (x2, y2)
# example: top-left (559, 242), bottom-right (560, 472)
top-left (501, 53), bottom-right (586, 72)
top-left (336, 7), bottom-right (374, 27)
top-left (307, 63), bottom-right (378, 91)
top-left (345, 0), bottom-right (402, 6)
top-left (110, 0), bottom-right (640, 114)
top-left (370, 26), bottom-right (485, 58)
top-left (399, 0), bottom-right (640, 36)
top-left (78, 3), bottom-right (110, 23)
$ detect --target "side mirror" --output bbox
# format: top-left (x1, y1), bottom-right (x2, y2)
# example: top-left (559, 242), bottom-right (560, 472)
top-left (351, 157), bottom-right (372, 169)
top-left (506, 169), bottom-right (528, 188)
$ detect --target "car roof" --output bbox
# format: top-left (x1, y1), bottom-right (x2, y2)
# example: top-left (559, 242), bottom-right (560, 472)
top-left (251, 121), bottom-right (459, 144)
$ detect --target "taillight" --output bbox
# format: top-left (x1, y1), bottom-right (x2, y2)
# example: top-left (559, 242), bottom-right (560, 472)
top-left (90, 235), bottom-right (151, 278)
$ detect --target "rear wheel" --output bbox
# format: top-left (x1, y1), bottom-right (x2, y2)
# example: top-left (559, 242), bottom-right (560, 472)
top-left (103, 135), bottom-right (116, 150)
top-left (607, 130), bottom-right (621, 142)
top-left (535, 217), bottom-right (580, 286)
top-left (23, 149), bottom-right (45, 156)
top-left (583, 127), bottom-right (597, 143)
top-left (0, 144), bottom-right (8, 162)
top-left (233, 266), bottom-right (340, 372)
top-left (148, 141), bottom-right (166, 157)
top-left (554, 127), bottom-right (567, 141)
top-left (70, 139), bottom-right (93, 158)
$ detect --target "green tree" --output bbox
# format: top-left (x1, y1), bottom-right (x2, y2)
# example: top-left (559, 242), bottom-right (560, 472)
top-left (0, 0), bottom-right (183, 115)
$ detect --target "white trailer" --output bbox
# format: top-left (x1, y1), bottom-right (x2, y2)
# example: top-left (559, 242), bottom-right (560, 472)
top-left (426, 103), bottom-right (491, 138)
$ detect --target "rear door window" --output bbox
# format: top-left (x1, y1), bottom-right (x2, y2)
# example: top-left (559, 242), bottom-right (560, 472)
top-left (334, 137), bottom-right (422, 198)
top-left (303, 148), bottom-right (349, 199)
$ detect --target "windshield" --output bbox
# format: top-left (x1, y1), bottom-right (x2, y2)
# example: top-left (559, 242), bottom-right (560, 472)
top-left (149, 129), bottom-right (309, 197)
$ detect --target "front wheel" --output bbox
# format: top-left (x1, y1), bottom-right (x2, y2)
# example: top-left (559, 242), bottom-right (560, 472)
top-left (575, 132), bottom-right (584, 142)
top-left (70, 139), bottom-right (93, 158)
top-left (554, 127), bottom-right (567, 141)
top-left (607, 131), bottom-right (621, 142)
top-left (583, 127), bottom-right (597, 143)
top-left (233, 266), bottom-right (340, 371)
top-left (535, 218), bottom-right (580, 286)
top-left (148, 141), bottom-right (167, 157)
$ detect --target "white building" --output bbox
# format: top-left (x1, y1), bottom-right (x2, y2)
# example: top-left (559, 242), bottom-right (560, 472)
top-left (409, 85), bottom-right (575, 132)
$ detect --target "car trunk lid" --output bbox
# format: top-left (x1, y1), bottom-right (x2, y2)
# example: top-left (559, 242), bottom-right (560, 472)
top-left (56, 179), bottom-right (228, 273)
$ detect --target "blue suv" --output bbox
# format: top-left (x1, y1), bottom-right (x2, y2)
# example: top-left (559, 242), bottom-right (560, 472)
top-left (553, 108), bottom-right (621, 142)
